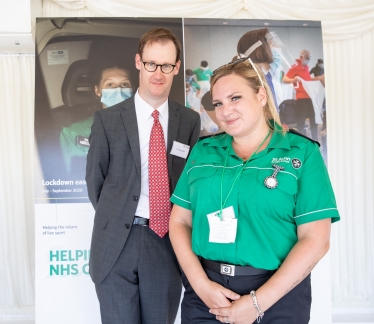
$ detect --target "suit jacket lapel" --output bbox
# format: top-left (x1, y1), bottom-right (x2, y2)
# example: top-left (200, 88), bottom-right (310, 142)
top-left (120, 97), bottom-right (141, 179)
top-left (167, 101), bottom-right (181, 176)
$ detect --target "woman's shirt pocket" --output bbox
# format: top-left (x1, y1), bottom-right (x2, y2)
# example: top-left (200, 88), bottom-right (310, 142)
top-left (249, 168), bottom-right (298, 222)
top-left (187, 154), bottom-right (222, 205)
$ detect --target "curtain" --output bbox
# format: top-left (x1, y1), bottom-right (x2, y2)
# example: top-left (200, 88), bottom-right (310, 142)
top-left (0, 55), bottom-right (35, 317)
top-left (326, 29), bottom-right (374, 308)
top-left (43, 0), bottom-right (93, 16)
top-left (49, 0), bottom-right (374, 41)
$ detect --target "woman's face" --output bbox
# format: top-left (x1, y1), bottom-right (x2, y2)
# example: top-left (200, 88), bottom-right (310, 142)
top-left (94, 68), bottom-right (132, 97)
top-left (212, 73), bottom-right (267, 139)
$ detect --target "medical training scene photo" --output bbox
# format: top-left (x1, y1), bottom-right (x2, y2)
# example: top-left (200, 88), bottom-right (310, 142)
top-left (183, 19), bottom-right (327, 162)
top-left (34, 18), bottom-right (184, 202)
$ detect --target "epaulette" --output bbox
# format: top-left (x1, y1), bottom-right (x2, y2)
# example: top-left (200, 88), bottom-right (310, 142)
top-left (198, 132), bottom-right (226, 142)
top-left (288, 129), bottom-right (320, 147)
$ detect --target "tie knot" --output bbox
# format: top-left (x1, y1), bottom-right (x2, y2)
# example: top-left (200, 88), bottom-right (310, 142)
top-left (152, 110), bottom-right (159, 120)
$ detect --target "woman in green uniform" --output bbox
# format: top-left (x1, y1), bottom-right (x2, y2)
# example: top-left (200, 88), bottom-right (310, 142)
top-left (169, 57), bottom-right (339, 324)
top-left (60, 62), bottom-right (133, 173)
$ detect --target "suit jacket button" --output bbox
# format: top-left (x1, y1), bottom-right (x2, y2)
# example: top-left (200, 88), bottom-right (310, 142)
top-left (125, 224), bottom-right (130, 229)
top-left (133, 196), bottom-right (138, 201)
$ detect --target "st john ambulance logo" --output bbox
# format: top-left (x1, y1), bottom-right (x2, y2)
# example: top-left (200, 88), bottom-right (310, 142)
top-left (292, 158), bottom-right (302, 169)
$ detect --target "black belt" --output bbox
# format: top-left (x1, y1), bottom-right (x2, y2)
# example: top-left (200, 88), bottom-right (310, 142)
top-left (133, 216), bottom-right (149, 226)
top-left (200, 257), bottom-right (274, 277)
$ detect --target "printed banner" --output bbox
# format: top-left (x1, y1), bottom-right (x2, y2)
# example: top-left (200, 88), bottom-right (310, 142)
top-left (183, 18), bottom-right (327, 162)
top-left (35, 17), bottom-right (330, 324)
top-left (34, 17), bottom-right (184, 324)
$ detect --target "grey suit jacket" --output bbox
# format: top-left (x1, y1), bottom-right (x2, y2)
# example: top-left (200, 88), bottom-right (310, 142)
top-left (86, 96), bottom-right (201, 284)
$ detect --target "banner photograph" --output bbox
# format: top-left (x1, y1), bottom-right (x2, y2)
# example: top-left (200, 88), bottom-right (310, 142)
top-left (184, 18), bottom-right (327, 162)
top-left (35, 18), bottom-right (327, 204)
top-left (34, 18), bottom-right (185, 324)
top-left (34, 18), bottom-right (184, 203)
top-left (34, 17), bottom-right (329, 324)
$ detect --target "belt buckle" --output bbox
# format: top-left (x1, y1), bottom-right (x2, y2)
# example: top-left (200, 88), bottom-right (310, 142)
top-left (220, 263), bottom-right (235, 276)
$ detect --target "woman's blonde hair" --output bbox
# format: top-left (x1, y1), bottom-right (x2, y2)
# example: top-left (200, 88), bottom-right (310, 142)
top-left (210, 59), bottom-right (284, 132)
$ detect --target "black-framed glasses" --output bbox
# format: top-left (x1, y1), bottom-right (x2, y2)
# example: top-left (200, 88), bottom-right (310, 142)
top-left (212, 57), bottom-right (248, 75)
top-left (141, 60), bottom-right (176, 74)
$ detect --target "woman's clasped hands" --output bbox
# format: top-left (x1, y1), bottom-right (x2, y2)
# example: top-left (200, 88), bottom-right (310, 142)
top-left (209, 294), bottom-right (259, 324)
top-left (195, 278), bottom-right (258, 324)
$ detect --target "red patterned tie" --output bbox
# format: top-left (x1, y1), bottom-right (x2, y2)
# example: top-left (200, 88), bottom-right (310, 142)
top-left (149, 110), bottom-right (171, 238)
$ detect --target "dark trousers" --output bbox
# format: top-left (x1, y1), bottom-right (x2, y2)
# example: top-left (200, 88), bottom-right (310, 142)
top-left (95, 225), bottom-right (182, 324)
top-left (296, 98), bottom-right (318, 140)
top-left (181, 268), bottom-right (311, 324)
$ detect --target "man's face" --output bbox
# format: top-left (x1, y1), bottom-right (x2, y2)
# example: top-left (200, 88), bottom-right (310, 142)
top-left (135, 40), bottom-right (180, 105)
top-left (300, 53), bottom-right (311, 67)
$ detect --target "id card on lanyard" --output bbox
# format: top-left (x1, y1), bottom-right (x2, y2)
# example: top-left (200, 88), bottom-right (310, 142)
top-left (206, 130), bottom-right (270, 244)
top-left (207, 206), bottom-right (237, 243)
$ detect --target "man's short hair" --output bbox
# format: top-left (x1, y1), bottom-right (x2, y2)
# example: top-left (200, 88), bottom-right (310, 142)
top-left (201, 60), bottom-right (208, 68)
top-left (300, 49), bottom-right (311, 59)
top-left (138, 28), bottom-right (182, 62)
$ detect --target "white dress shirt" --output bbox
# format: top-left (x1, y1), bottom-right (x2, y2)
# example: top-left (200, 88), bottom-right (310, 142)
top-left (134, 90), bottom-right (169, 219)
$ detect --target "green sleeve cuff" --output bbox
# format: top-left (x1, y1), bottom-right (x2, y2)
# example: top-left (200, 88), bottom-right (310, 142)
top-left (294, 208), bottom-right (340, 225)
top-left (170, 194), bottom-right (191, 210)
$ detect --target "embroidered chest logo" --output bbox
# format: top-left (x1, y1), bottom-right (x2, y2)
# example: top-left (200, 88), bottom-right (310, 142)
top-left (271, 157), bottom-right (291, 164)
top-left (291, 158), bottom-right (302, 169)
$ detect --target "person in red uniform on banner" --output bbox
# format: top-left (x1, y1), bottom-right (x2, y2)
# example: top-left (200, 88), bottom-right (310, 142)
top-left (283, 49), bottom-right (322, 140)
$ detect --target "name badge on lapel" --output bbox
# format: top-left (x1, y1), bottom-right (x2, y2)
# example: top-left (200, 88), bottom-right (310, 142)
top-left (75, 135), bottom-right (90, 148)
top-left (170, 141), bottom-right (190, 159)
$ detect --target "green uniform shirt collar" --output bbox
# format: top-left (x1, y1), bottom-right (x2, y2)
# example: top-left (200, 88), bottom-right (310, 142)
top-left (205, 126), bottom-right (290, 152)
top-left (205, 133), bottom-right (232, 148)
top-left (267, 128), bottom-right (291, 151)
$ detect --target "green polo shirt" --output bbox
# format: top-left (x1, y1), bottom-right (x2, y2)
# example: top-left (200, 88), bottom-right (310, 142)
top-left (189, 79), bottom-right (201, 91)
top-left (193, 67), bottom-right (213, 81)
top-left (171, 130), bottom-right (340, 270)
top-left (60, 117), bottom-right (93, 173)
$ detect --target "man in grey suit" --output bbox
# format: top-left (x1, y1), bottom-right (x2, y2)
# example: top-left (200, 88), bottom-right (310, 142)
top-left (86, 28), bottom-right (201, 324)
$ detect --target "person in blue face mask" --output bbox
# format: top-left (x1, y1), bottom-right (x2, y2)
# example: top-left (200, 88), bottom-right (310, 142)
top-left (269, 47), bottom-right (282, 75)
top-left (60, 62), bottom-right (133, 173)
top-left (283, 50), bottom-right (323, 141)
top-left (94, 66), bottom-right (133, 108)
